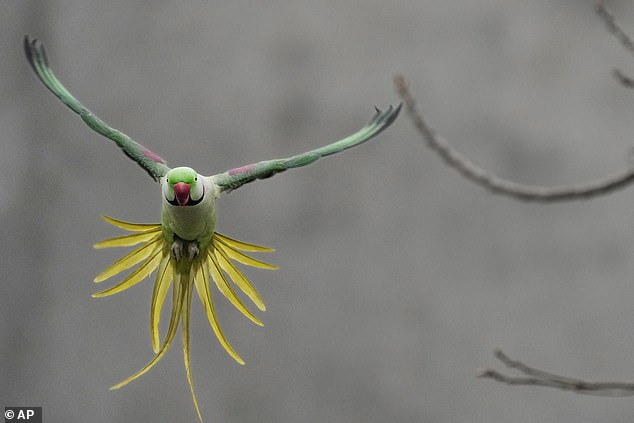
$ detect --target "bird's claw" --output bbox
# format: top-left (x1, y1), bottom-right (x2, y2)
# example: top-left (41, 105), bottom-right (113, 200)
top-left (171, 237), bottom-right (199, 262)
top-left (187, 242), bottom-right (199, 260)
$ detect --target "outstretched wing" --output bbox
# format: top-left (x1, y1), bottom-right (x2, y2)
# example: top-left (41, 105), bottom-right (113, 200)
top-left (212, 104), bottom-right (401, 192)
top-left (24, 36), bottom-right (171, 181)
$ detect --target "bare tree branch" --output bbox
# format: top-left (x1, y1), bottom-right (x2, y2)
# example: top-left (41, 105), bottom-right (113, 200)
top-left (393, 74), bottom-right (634, 202)
top-left (595, 1), bottom-right (634, 88)
top-left (478, 349), bottom-right (634, 396)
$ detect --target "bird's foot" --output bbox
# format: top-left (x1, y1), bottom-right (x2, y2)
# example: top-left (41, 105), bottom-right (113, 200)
top-left (171, 239), bottom-right (185, 261)
top-left (171, 237), bottom-right (199, 262)
top-left (187, 242), bottom-right (199, 261)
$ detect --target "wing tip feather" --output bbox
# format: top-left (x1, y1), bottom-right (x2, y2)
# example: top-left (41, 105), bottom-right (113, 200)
top-left (371, 103), bottom-right (402, 130)
top-left (24, 35), bottom-right (52, 83)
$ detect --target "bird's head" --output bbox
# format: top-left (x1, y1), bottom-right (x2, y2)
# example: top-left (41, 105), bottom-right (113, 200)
top-left (162, 167), bottom-right (204, 207)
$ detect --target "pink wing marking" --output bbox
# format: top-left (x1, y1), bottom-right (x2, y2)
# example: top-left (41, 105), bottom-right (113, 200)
top-left (228, 164), bottom-right (256, 175)
top-left (143, 147), bottom-right (167, 164)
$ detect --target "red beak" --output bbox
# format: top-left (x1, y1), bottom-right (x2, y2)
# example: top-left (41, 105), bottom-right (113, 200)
top-left (173, 182), bottom-right (190, 206)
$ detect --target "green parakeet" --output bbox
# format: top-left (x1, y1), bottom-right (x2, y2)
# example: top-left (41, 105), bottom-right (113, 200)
top-left (25, 36), bottom-right (400, 421)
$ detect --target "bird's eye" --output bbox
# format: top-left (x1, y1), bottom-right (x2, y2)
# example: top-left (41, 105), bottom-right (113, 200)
top-left (166, 178), bottom-right (169, 183)
top-left (195, 177), bottom-right (197, 181)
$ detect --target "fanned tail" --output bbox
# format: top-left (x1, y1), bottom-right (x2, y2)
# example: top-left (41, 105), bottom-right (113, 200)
top-left (94, 216), bottom-right (278, 421)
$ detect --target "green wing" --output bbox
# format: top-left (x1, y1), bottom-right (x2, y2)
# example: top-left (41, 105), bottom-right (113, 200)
top-left (212, 104), bottom-right (401, 192)
top-left (24, 36), bottom-right (171, 181)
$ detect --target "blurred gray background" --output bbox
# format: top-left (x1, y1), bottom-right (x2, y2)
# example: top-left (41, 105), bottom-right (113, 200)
top-left (3, 0), bottom-right (634, 421)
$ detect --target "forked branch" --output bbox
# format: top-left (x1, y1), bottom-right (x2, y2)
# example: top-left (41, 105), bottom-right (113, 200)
top-left (478, 349), bottom-right (634, 396)
top-left (394, 1), bottom-right (634, 202)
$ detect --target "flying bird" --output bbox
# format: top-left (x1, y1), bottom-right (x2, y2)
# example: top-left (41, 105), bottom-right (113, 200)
top-left (24, 35), bottom-right (400, 422)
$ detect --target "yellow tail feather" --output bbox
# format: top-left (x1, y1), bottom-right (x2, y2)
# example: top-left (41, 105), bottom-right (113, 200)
top-left (110, 272), bottom-right (184, 390)
top-left (214, 237), bottom-right (278, 270)
top-left (212, 247), bottom-right (266, 311)
top-left (181, 274), bottom-right (203, 423)
top-left (94, 229), bottom-right (161, 249)
top-left (206, 253), bottom-right (264, 326)
top-left (150, 254), bottom-right (172, 353)
top-left (213, 232), bottom-right (275, 252)
top-left (93, 245), bottom-right (163, 298)
top-left (94, 233), bottom-right (163, 282)
top-left (101, 215), bottom-right (162, 232)
top-left (194, 262), bottom-right (245, 365)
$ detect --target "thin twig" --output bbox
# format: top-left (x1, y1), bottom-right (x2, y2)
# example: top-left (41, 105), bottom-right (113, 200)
top-left (394, 74), bottom-right (634, 202)
top-left (595, 1), bottom-right (634, 88)
top-left (613, 68), bottom-right (634, 88)
top-left (595, 1), bottom-right (634, 57)
top-left (478, 349), bottom-right (634, 396)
